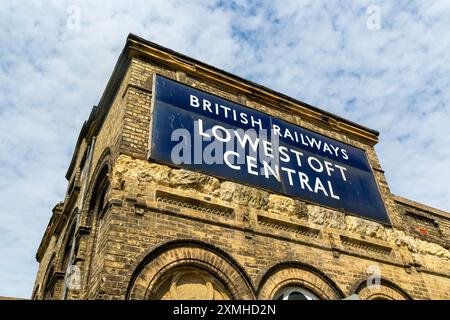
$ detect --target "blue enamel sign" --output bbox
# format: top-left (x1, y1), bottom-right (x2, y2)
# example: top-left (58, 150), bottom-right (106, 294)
top-left (149, 74), bottom-right (391, 224)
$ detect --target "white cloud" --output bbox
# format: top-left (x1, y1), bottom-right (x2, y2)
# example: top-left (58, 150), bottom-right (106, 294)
top-left (0, 0), bottom-right (449, 298)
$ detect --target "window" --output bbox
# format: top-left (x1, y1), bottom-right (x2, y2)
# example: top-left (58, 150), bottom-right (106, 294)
top-left (61, 222), bottom-right (76, 274)
top-left (43, 265), bottom-right (55, 300)
top-left (274, 286), bottom-right (320, 300)
top-left (87, 164), bottom-right (109, 224)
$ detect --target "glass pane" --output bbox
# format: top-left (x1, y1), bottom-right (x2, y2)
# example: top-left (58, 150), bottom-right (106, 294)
top-left (288, 292), bottom-right (308, 300)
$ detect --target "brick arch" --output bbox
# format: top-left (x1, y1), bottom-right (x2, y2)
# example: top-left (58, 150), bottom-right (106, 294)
top-left (354, 279), bottom-right (412, 300)
top-left (41, 255), bottom-right (57, 300)
top-left (257, 262), bottom-right (344, 300)
top-left (85, 147), bottom-right (112, 193)
top-left (81, 148), bottom-right (112, 295)
top-left (57, 211), bottom-right (78, 271)
top-left (126, 240), bottom-right (255, 300)
top-left (81, 147), bottom-right (112, 224)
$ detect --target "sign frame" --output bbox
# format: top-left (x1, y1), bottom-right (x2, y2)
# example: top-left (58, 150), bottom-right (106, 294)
top-left (148, 73), bottom-right (392, 226)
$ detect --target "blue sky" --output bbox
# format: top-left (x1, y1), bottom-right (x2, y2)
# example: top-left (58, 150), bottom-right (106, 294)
top-left (1, 0), bottom-right (449, 298)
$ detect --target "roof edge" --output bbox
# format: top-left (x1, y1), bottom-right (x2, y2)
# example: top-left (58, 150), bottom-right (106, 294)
top-left (393, 194), bottom-right (450, 220)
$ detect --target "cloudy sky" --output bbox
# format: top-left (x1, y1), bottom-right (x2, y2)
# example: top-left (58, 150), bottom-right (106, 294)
top-left (1, 0), bottom-right (449, 298)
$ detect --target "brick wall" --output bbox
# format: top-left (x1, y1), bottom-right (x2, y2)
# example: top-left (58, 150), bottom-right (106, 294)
top-left (32, 36), bottom-right (450, 300)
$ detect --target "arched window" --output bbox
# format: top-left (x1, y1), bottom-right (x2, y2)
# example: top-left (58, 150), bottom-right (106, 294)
top-left (257, 264), bottom-right (344, 300)
top-left (84, 163), bottom-right (110, 291)
top-left (127, 241), bottom-right (254, 300)
top-left (60, 219), bottom-right (80, 300)
top-left (61, 222), bottom-right (76, 274)
top-left (274, 286), bottom-right (320, 300)
top-left (87, 164), bottom-right (109, 225)
top-left (355, 279), bottom-right (412, 300)
top-left (43, 264), bottom-right (55, 300)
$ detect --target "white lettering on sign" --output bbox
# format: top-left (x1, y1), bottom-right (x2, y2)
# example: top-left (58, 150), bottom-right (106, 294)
top-left (169, 118), bottom-right (352, 201)
top-left (190, 94), bottom-right (349, 159)
top-left (151, 75), bottom-right (391, 225)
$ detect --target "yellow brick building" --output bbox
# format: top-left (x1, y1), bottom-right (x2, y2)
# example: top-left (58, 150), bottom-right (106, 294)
top-left (32, 34), bottom-right (450, 300)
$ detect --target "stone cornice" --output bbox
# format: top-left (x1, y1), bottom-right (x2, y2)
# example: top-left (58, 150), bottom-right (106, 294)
top-left (36, 202), bottom-right (64, 262)
top-left (393, 194), bottom-right (450, 220)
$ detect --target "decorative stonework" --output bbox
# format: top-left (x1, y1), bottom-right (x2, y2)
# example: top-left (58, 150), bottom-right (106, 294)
top-left (169, 169), bottom-right (220, 193)
top-left (213, 181), bottom-right (269, 210)
top-left (111, 155), bottom-right (450, 263)
top-left (112, 155), bottom-right (171, 192)
top-left (391, 230), bottom-right (450, 259)
top-left (307, 205), bottom-right (346, 229)
top-left (345, 215), bottom-right (387, 240)
top-left (155, 190), bottom-right (234, 218)
top-left (257, 215), bottom-right (320, 239)
top-left (268, 194), bottom-right (307, 219)
top-left (340, 235), bottom-right (392, 256)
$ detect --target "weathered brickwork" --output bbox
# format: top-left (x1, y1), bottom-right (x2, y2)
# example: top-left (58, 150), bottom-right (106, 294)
top-left (32, 34), bottom-right (450, 300)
